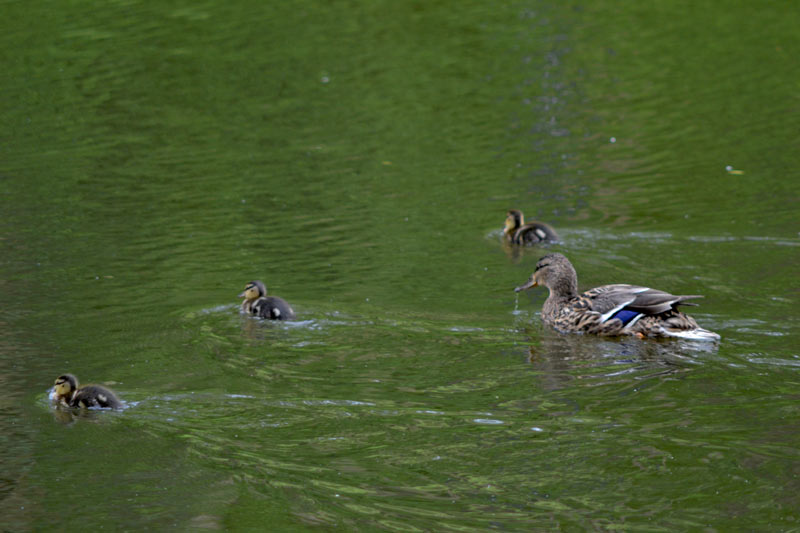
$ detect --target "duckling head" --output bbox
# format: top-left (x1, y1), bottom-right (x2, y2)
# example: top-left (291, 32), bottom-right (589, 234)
top-left (54, 374), bottom-right (78, 398)
top-left (239, 280), bottom-right (267, 302)
top-left (504, 209), bottom-right (524, 236)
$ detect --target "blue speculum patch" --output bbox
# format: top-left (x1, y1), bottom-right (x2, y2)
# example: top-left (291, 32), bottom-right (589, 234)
top-left (612, 309), bottom-right (641, 325)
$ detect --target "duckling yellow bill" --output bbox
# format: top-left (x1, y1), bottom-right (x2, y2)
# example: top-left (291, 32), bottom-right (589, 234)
top-left (514, 253), bottom-right (720, 341)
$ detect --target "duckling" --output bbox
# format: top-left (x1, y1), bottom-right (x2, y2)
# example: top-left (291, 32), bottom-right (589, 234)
top-left (239, 280), bottom-right (296, 320)
top-left (514, 253), bottom-right (720, 341)
top-left (504, 209), bottom-right (559, 244)
top-left (52, 374), bottom-right (122, 409)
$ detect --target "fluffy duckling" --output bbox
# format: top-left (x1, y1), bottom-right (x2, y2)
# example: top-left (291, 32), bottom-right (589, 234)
top-left (514, 253), bottom-right (720, 341)
top-left (504, 209), bottom-right (559, 244)
top-left (239, 280), bottom-right (296, 320)
top-left (52, 374), bottom-right (122, 409)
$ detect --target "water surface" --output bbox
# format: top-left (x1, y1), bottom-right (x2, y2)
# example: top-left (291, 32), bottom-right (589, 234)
top-left (2, 0), bottom-right (799, 530)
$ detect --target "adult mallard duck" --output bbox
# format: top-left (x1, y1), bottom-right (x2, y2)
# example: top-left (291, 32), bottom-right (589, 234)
top-left (514, 253), bottom-right (720, 340)
top-left (52, 374), bottom-right (122, 409)
top-left (504, 209), bottom-right (559, 244)
top-left (239, 280), bottom-right (296, 320)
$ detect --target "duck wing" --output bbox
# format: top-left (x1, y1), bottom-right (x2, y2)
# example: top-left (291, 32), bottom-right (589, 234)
top-left (513, 222), bottom-right (558, 244)
top-left (71, 385), bottom-right (122, 409)
top-left (583, 284), bottom-right (703, 323)
top-left (253, 296), bottom-right (296, 320)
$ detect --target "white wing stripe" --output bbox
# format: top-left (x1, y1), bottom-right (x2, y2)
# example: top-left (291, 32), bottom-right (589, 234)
top-left (599, 298), bottom-right (636, 324)
top-left (622, 313), bottom-right (645, 331)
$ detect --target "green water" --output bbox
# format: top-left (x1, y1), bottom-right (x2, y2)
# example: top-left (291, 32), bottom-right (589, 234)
top-left (2, 1), bottom-right (799, 530)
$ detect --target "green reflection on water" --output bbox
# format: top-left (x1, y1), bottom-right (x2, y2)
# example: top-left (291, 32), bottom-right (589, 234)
top-left (2, 0), bottom-right (799, 531)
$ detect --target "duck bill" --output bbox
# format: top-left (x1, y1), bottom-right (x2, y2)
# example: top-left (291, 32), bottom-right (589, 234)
top-left (237, 291), bottom-right (246, 298)
top-left (514, 278), bottom-right (538, 292)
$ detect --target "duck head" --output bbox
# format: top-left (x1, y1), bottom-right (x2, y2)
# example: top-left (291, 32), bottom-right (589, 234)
top-left (514, 253), bottom-right (577, 296)
top-left (504, 209), bottom-right (524, 236)
top-left (239, 280), bottom-right (267, 301)
top-left (54, 374), bottom-right (78, 398)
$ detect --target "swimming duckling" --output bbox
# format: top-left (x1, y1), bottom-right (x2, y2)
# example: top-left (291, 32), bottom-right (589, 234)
top-left (239, 280), bottom-right (296, 320)
top-left (514, 253), bottom-right (720, 341)
top-left (504, 209), bottom-right (559, 244)
top-left (52, 374), bottom-right (122, 409)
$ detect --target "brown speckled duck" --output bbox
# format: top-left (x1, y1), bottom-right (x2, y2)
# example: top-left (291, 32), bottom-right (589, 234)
top-left (514, 253), bottom-right (720, 341)
top-left (239, 280), bottom-right (296, 320)
top-left (504, 209), bottom-right (559, 244)
top-left (52, 374), bottom-right (122, 409)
